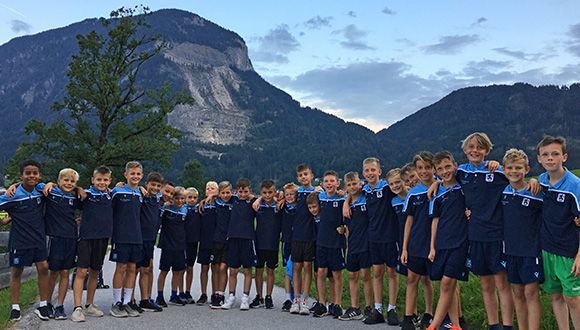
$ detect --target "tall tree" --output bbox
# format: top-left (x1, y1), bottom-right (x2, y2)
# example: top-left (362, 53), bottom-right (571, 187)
top-left (5, 6), bottom-right (194, 185)
top-left (179, 159), bottom-right (207, 196)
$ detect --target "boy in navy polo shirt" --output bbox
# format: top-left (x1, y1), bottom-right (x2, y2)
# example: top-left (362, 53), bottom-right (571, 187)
top-left (537, 136), bottom-right (580, 329)
top-left (501, 149), bottom-right (543, 330)
top-left (109, 161), bottom-right (144, 318)
top-left (182, 187), bottom-right (200, 304)
top-left (312, 170), bottom-right (346, 318)
top-left (44, 168), bottom-right (82, 320)
top-left (1, 159), bottom-right (51, 322)
top-left (426, 151), bottom-right (469, 330)
top-left (221, 178), bottom-right (257, 310)
top-left (401, 152), bottom-right (436, 330)
top-left (209, 181), bottom-right (233, 309)
top-left (400, 163), bottom-right (420, 189)
top-left (290, 164), bottom-right (320, 315)
top-left (197, 181), bottom-right (218, 305)
top-left (156, 187), bottom-right (188, 307)
top-left (281, 182), bottom-right (298, 311)
top-left (339, 172), bottom-right (373, 321)
top-left (251, 179), bottom-right (282, 309)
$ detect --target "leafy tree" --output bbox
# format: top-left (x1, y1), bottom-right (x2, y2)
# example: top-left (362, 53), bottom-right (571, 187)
top-left (4, 6), bottom-right (194, 185)
top-left (179, 159), bottom-right (207, 196)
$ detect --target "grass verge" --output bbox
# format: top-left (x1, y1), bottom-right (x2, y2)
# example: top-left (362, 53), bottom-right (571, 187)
top-left (0, 277), bottom-right (39, 330)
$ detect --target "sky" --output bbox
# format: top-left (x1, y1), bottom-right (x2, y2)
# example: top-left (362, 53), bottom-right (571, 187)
top-left (2, 1), bottom-right (580, 132)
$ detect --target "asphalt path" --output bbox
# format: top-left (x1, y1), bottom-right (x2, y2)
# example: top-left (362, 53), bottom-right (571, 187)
top-left (15, 248), bottom-right (399, 330)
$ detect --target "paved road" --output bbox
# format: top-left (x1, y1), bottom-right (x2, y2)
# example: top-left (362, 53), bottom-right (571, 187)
top-left (15, 248), bottom-right (399, 330)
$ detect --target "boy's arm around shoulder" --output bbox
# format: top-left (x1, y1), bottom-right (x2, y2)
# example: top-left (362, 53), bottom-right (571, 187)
top-left (5, 182), bottom-right (21, 198)
top-left (426, 181), bottom-right (441, 201)
top-left (0, 215), bottom-right (11, 225)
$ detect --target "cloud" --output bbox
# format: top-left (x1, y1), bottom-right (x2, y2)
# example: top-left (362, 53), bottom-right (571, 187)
top-left (304, 16), bottom-right (333, 29)
top-left (471, 17), bottom-right (487, 26)
top-left (333, 24), bottom-right (376, 50)
top-left (347, 11), bottom-right (357, 18)
top-left (382, 7), bottom-right (396, 15)
top-left (492, 47), bottom-right (548, 61)
top-left (250, 24), bottom-right (300, 64)
top-left (422, 34), bottom-right (480, 55)
top-left (10, 19), bottom-right (31, 33)
top-left (566, 23), bottom-right (580, 57)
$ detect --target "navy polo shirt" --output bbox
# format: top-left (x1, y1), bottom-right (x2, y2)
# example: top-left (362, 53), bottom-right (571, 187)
top-left (199, 202), bottom-right (216, 249)
top-left (281, 202), bottom-right (296, 243)
top-left (255, 201), bottom-right (282, 250)
top-left (457, 162), bottom-right (508, 242)
top-left (539, 169), bottom-right (580, 258)
top-left (317, 191), bottom-right (346, 249)
top-left (158, 205), bottom-right (187, 250)
top-left (111, 186), bottom-right (143, 244)
top-left (345, 194), bottom-right (369, 254)
top-left (403, 183), bottom-right (431, 258)
top-left (227, 195), bottom-right (257, 240)
top-left (429, 183), bottom-right (468, 250)
top-left (362, 180), bottom-right (398, 243)
top-left (293, 186), bottom-right (318, 242)
top-left (140, 194), bottom-right (161, 242)
top-left (44, 186), bottom-right (80, 238)
top-left (391, 195), bottom-right (406, 249)
top-left (79, 186), bottom-right (113, 240)
top-left (185, 204), bottom-right (201, 243)
top-left (214, 198), bottom-right (233, 243)
top-left (502, 185), bottom-right (543, 257)
top-left (0, 183), bottom-right (45, 250)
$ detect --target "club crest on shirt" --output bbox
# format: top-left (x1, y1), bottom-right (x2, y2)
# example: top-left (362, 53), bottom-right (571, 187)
top-left (69, 199), bottom-right (74, 206)
top-left (522, 198), bottom-right (530, 207)
top-left (361, 205), bottom-right (366, 211)
top-left (557, 193), bottom-right (566, 202)
top-left (486, 173), bottom-right (494, 182)
top-left (376, 190), bottom-right (382, 198)
top-left (333, 201), bottom-right (338, 208)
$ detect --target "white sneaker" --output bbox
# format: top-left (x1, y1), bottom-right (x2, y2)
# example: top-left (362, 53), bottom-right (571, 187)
top-left (221, 294), bottom-right (236, 310)
top-left (240, 295), bottom-right (250, 310)
top-left (290, 299), bottom-right (300, 314)
top-left (299, 299), bottom-right (309, 315)
top-left (84, 304), bottom-right (104, 317)
top-left (71, 307), bottom-right (85, 322)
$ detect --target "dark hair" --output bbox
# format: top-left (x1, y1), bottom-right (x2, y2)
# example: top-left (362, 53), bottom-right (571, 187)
top-left (19, 159), bottom-right (41, 174)
top-left (323, 170), bottom-right (339, 180)
top-left (296, 163), bottom-right (312, 173)
top-left (306, 192), bottom-right (320, 205)
top-left (147, 172), bottom-right (164, 184)
top-left (162, 180), bottom-right (175, 188)
top-left (432, 151), bottom-right (455, 166)
top-left (236, 178), bottom-right (251, 189)
top-left (261, 179), bottom-right (275, 190)
top-left (93, 165), bottom-right (111, 177)
top-left (537, 135), bottom-right (566, 154)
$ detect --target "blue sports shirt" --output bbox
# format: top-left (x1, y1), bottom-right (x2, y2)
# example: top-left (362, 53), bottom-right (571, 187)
top-left (255, 201), bottom-right (282, 251)
top-left (317, 191), bottom-right (346, 249)
top-left (158, 205), bottom-right (187, 250)
top-left (429, 183), bottom-right (468, 250)
top-left (293, 186), bottom-right (318, 242)
top-left (362, 180), bottom-right (398, 243)
top-left (0, 183), bottom-right (45, 250)
top-left (345, 194), bottom-right (370, 254)
top-left (199, 202), bottom-right (216, 249)
top-left (79, 186), bottom-right (113, 240)
top-left (111, 186), bottom-right (143, 244)
top-left (185, 204), bottom-right (201, 243)
top-left (403, 183), bottom-right (431, 258)
top-left (44, 186), bottom-right (80, 239)
top-left (140, 194), bottom-right (161, 242)
top-left (213, 198), bottom-right (233, 243)
top-left (281, 202), bottom-right (296, 243)
top-left (391, 195), bottom-right (406, 253)
top-left (227, 195), bottom-right (257, 240)
top-left (502, 185), bottom-right (543, 257)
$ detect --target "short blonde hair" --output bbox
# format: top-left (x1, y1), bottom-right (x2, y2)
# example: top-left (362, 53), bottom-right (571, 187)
top-left (462, 132), bottom-right (493, 151)
top-left (385, 168), bottom-right (401, 181)
top-left (363, 157), bottom-right (380, 168)
top-left (174, 186), bottom-right (186, 197)
top-left (344, 172), bottom-right (360, 183)
top-left (412, 151), bottom-right (434, 167)
top-left (125, 161), bottom-right (143, 172)
top-left (283, 182), bottom-right (298, 192)
top-left (218, 181), bottom-right (232, 192)
top-left (185, 187), bottom-right (199, 196)
top-left (206, 181), bottom-right (218, 190)
top-left (503, 148), bottom-right (529, 167)
top-left (58, 168), bottom-right (79, 181)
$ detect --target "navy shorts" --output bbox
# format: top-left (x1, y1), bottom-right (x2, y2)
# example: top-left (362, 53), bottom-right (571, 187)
top-left (110, 243), bottom-right (142, 264)
top-left (291, 241), bottom-right (316, 263)
top-left (346, 251), bottom-right (372, 272)
top-left (47, 236), bottom-right (77, 271)
top-left (210, 241), bottom-right (229, 265)
top-left (316, 246), bottom-right (345, 272)
top-left (226, 238), bottom-right (256, 269)
top-left (370, 241), bottom-right (398, 268)
top-left (506, 255), bottom-right (544, 285)
top-left (313, 258), bottom-right (334, 277)
top-left (431, 240), bottom-right (469, 282)
top-left (76, 238), bottom-right (109, 270)
top-left (406, 255), bottom-right (432, 276)
top-left (159, 249), bottom-right (187, 272)
top-left (282, 242), bottom-right (292, 266)
top-left (256, 249), bottom-right (279, 269)
top-left (10, 245), bottom-right (47, 267)
top-left (469, 240), bottom-right (507, 276)
top-left (137, 240), bottom-right (155, 269)
top-left (197, 248), bottom-right (212, 265)
top-left (186, 242), bottom-right (199, 267)
top-left (397, 254), bottom-right (408, 276)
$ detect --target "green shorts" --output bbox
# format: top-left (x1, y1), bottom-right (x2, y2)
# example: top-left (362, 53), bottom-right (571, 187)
top-left (542, 250), bottom-right (580, 296)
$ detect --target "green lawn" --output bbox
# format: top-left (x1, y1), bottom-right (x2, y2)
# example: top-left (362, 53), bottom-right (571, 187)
top-left (0, 278), bottom-right (39, 330)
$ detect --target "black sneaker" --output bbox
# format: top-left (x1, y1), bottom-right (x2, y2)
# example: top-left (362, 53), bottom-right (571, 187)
top-left (196, 293), bottom-right (208, 305)
top-left (169, 295), bottom-right (186, 306)
top-left (35, 306), bottom-right (50, 321)
top-left (459, 316), bottom-right (468, 330)
top-left (332, 304), bottom-right (343, 318)
top-left (249, 294), bottom-right (264, 308)
top-left (312, 303), bottom-right (328, 317)
top-left (128, 299), bottom-right (144, 313)
top-left (419, 312), bottom-right (433, 329)
top-left (9, 309), bottom-right (21, 322)
top-left (338, 306), bottom-right (363, 320)
top-left (362, 306), bottom-right (372, 321)
top-left (413, 313), bottom-right (420, 328)
top-left (363, 308), bottom-right (385, 324)
top-left (140, 299), bottom-right (163, 312)
top-left (387, 309), bottom-right (400, 325)
top-left (401, 316), bottom-right (417, 330)
top-left (265, 295), bottom-right (274, 309)
top-left (47, 302), bottom-right (55, 319)
top-left (155, 296), bottom-right (168, 308)
top-left (281, 299), bottom-right (292, 312)
top-left (210, 294), bottom-right (222, 309)
top-left (309, 301), bottom-right (319, 313)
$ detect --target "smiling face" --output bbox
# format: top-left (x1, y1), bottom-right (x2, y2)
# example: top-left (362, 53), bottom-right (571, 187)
top-left (435, 158), bottom-right (458, 186)
top-left (307, 202), bottom-right (320, 217)
top-left (173, 194), bottom-right (186, 209)
top-left (503, 160), bottom-right (529, 186)
top-left (537, 143), bottom-right (567, 174)
top-left (297, 169), bottom-right (314, 188)
top-left (160, 184), bottom-right (175, 202)
top-left (57, 175), bottom-right (77, 193)
top-left (363, 162), bottom-right (382, 187)
top-left (463, 138), bottom-right (490, 166)
top-left (322, 174), bottom-right (340, 196)
top-left (260, 186), bottom-right (276, 204)
top-left (386, 174), bottom-right (405, 195)
top-left (124, 167), bottom-right (143, 188)
top-left (401, 170), bottom-right (420, 189)
top-left (415, 160), bottom-right (435, 185)
top-left (19, 165), bottom-right (42, 191)
top-left (91, 172), bottom-right (111, 192)
top-left (186, 192), bottom-right (199, 206)
top-left (284, 188), bottom-right (297, 204)
top-left (344, 178), bottom-right (362, 196)
top-left (236, 186), bottom-right (252, 200)
top-left (219, 187), bottom-right (233, 202)
top-left (146, 180), bottom-right (162, 196)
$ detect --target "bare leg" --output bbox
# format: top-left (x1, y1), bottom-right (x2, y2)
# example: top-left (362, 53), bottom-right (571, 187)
top-left (317, 268), bottom-right (328, 303)
top-left (147, 262), bottom-right (153, 297)
top-left (57, 270), bottom-right (70, 305)
top-left (361, 267), bottom-right (374, 307)
top-left (243, 268), bottom-right (252, 293)
top-left (48, 270), bottom-right (59, 303)
top-left (200, 264), bottom-right (209, 295)
top-left (494, 271), bottom-right (514, 326)
top-left (73, 268), bottom-right (87, 307)
top-left (551, 293), bottom-right (569, 330)
top-left (513, 283), bottom-right (528, 330)
top-left (11, 266), bottom-right (24, 304)
top-left (284, 273), bottom-right (292, 295)
top-left (524, 282), bottom-right (541, 330)
top-left (255, 267), bottom-right (264, 297)
top-left (185, 266), bottom-right (194, 292)
top-left (421, 275), bottom-right (433, 315)
top-left (480, 275), bottom-right (499, 325)
top-left (564, 295), bottom-right (580, 329)
top-left (329, 276), bottom-right (336, 304)
top-left (430, 276), bottom-right (457, 328)
top-left (157, 270), bottom-right (168, 294)
top-left (303, 261), bottom-right (313, 296)
top-left (210, 264), bottom-right (218, 294)
top-left (218, 263), bottom-right (228, 292)
top-left (139, 266), bottom-right (150, 300)
top-left (86, 269), bottom-right (99, 305)
top-left (124, 263), bottom-right (137, 290)
top-left (349, 271), bottom-right (360, 307)
top-left (228, 268), bottom-right (239, 293)
top-left (266, 268), bottom-right (275, 296)
top-left (113, 263), bottom-right (127, 290)
top-left (405, 271), bottom-right (420, 316)
top-left (36, 261), bottom-right (50, 301)
top-left (373, 264), bottom-right (385, 305)
top-left (332, 270), bottom-right (343, 305)
top-left (386, 266), bottom-right (399, 307)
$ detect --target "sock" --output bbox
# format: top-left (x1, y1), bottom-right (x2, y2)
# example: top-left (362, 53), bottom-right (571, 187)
top-left (285, 293), bottom-right (292, 300)
top-left (216, 291), bottom-right (223, 296)
top-left (243, 291), bottom-right (249, 296)
top-left (375, 303), bottom-right (382, 313)
top-left (242, 293), bottom-right (249, 298)
top-left (113, 288), bottom-right (122, 303)
top-left (387, 304), bottom-right (395, 312)
top-left (489, 324), bottom-right (501, 330)
top-left (171, 290), bottom-right (177, 298)
top-left (123, 288), bottom-right (133, 304)
top-left (157, 290), bottom-right (164, 299)
top-left (12, 304), bottom-right (20, 311)
top-left (39, 301), bottom-right (47, 307)
top-left (302, 292), bottom-right (309, 300)
top-left (186, 291), bottom-right (190, 295)
top-left (503, 326), bottom-right (513, 330)
top-left (56, 304), bottom-right (63, 308)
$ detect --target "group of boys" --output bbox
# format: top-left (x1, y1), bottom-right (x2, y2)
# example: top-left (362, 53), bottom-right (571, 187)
top-left (3, 132), bottom-right (580, 330)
